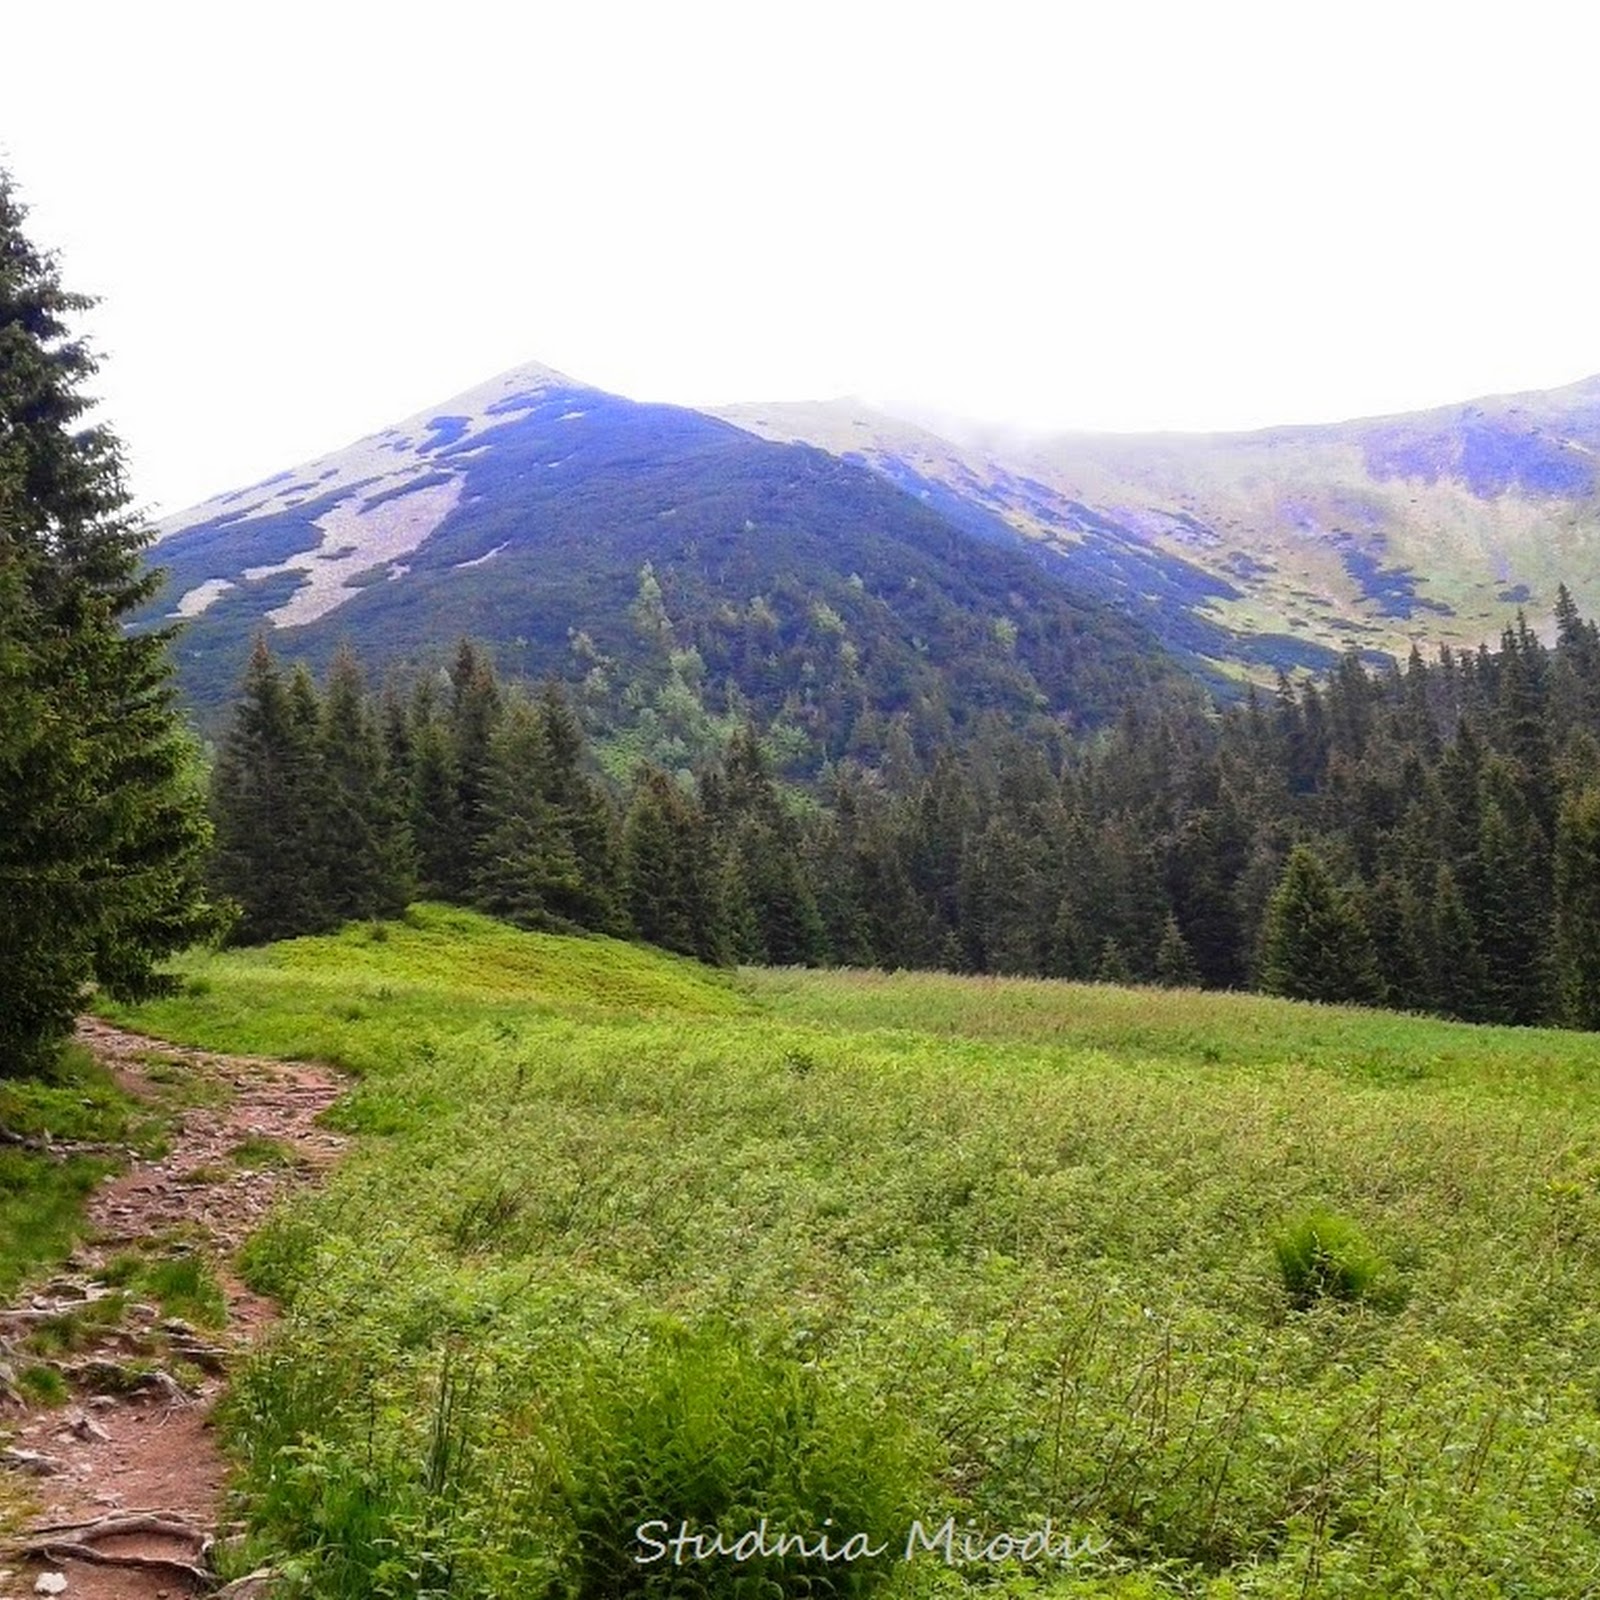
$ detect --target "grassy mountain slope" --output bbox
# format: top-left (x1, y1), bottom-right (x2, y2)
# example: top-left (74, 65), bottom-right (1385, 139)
top-left (720, 374), bottom-right (1600, 676)
top-left (106, 908), bottom-right (1600, 1596)
top-left (148, 366), bottom-right (1171, 757)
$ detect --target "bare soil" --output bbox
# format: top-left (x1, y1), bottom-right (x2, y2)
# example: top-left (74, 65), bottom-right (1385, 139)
top-left (0, 1020), bottom-right (347, 1598)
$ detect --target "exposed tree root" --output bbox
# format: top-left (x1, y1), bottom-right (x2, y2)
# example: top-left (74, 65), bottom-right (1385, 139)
top-left (15, 1539), bottom-right (213, 1582)
top-left (11, 1512), bottom-right (216, 1586)
top-left (27, 1510), bottom-right (206, 1540)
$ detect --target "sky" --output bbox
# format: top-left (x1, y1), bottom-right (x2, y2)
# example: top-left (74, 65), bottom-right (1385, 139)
top-left (7, 0), bottom-right (1600, 517)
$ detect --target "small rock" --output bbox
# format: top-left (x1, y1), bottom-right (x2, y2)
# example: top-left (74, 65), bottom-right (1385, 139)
top-left (34, 1574), bottom-right (68, 1596)
top-left (2, 1447), bottom-right (65, 1475)
top-left (86, 1395), bottom-right (118, 1410)
top-left (68, 1411), bottom-right (111, 1442)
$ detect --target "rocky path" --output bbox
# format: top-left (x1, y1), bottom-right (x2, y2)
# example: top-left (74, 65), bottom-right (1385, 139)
top-left (0, 1020), bottom-right (347, 1599)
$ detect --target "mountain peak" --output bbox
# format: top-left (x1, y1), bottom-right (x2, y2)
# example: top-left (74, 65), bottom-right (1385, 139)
top-left (417, 359), bottom-right (585, 419)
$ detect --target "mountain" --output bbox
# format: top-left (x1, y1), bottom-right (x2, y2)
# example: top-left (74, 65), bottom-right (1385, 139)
top-left (146, 363), bottom-right (1170, 765)
top-left (718, 375), bottom-right (1600, 676)
top-left (153, 361), bottom-right (1600, 752)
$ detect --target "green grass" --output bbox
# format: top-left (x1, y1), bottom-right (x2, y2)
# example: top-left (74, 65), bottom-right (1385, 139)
top-left (229, 1134), bottom-right (299, 1169)
top-left (105, 907), bottom-right (1600, 1597)
top-left (0, 1044), bottom-right (160, 1300)
top-left (101, 1247), bottom-right (228, 1328)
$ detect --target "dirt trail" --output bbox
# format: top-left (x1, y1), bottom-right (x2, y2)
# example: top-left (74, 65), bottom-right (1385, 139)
top-left (1, 1020), bottom-right (347, 1599)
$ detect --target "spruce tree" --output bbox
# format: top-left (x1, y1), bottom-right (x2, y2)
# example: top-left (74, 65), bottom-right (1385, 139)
top-left (316, 644), bottom-right (413, 923)
top-left (1427, 862), bottom-right (1489, 1023)
top-left (0, 173), bottom-right (224, 1071)
top-left (1258, 845), bottom-right (1379, 1005)
top-left (407, 677), bottom-right (468, 900)
top-left (708, 728), bottom-right (826, 966)
top-left (532, 682), bottom-right (622, 932)
top-left (449, 639), bottom-right (503, 866)
top-left (1471, 786), bottom-right (1548, 1025)
top-left (210, 639), bottom-right (327, 943)
top-left (620, 765), bottom-right (727, 963)
top-left (1154, 913), bottom-right (1201, 987)
top-left (471, 698), bottom-right (582, 929)
top-left (1093, 936), bottom-right (1133, 983)
top-left (1554, 785), bottom-right (1600, 1031)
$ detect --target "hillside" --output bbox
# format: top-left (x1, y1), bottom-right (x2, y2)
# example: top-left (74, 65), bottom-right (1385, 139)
top-left (146, 365), bottom-right (1168, 758)
top-left (101, 910), bottom-right (1600, 1597)
top-left (151, 362), bottom-right (1600, 739)
top-left (720, 374), bottom-right (1600, 676)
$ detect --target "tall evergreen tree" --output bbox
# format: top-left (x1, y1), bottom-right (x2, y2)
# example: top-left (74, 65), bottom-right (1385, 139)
top-left (1426, 862), bottom-right (1490, 1023)
top-left (408, 678), bottom-right (468, 900)
top-left (531, 682), bottom-right (622, 933)
top-left (620, 765), bottom-right (728, 963)
top-left (1154, 913), bottom-right (1201, 987)
top-left (210, 639), bottom-right (327, 943)
top-left (1554, 785), bottom-right (1600, 1031)
top-left (708, 728), bottom-right (826, 966)
top-left (1258, 845), bottom-right (1379, 1005)
top-left (0, 173), bottom-right (223, 1071)
top-left (316, 644), bottom-right (413, 923)
top-left (449, 640), bottom-right (503, 867)
top-left (470, 699), bottom-right (582, 930)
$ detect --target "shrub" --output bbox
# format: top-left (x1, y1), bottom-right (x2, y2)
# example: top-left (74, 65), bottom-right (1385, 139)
top-left (549, 1318), bottom-right (927, 1598)
top-left (1272, 1209), bottom-right (1387, 1308)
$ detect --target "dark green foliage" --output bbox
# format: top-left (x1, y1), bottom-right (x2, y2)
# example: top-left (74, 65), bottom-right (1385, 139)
top-left (1154, 913), bottom-right (1201, 987)
top-left (1471, 774), bottom-right (1549, 1024)
top-left (705, 729), bottom-right (826, 966)
top-left (213, 642), bottom-right (628, 951)
top-left (0, 172), bottom-right (224, 1073)
top-left (1094, 936), bottom-right (1133, 983)
top-left (210, 639), bottom-right (329, 944)
top-left (315, 645), bottom-right (413, 923)
top-left (528, 682), bottom-right (623, 934)
top-left (448, 639), bottom-right (502, 871)
top-left (1426, 863), bottom-right (1490, 1023)
top-left (470, 685), bottom-right (623, 935)
top-left (471, 698), bottom-right (585, 930)
top-left (1555, 786), bottom-right (1600, 1030)
top-left (621, 766), bottom-right (727, 964)
top-left (1258, 846), bottom-right (1380, 1005)
top-left (203, 588), bottom-right (1600, 1030)
top-left (407, 695), bottom-right (467, 900)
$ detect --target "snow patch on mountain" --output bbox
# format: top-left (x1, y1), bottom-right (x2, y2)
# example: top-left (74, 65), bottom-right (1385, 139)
top-left (157, 362), bottom-right (575, 625)
top-left (246, 475), bottom-right (468, 627)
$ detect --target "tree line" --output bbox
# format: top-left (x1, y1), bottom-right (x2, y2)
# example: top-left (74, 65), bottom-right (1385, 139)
top-left (212, 592), bottom-right (1600, 1030)
top-left (210, 637), bottom-right (823, 969)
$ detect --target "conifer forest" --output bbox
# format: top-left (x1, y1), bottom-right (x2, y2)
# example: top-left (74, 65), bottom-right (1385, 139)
top-left (211, 594), bottom-right (1600, 1031)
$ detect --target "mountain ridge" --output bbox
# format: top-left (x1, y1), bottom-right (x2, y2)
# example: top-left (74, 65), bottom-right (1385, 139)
top-left (149, 361), bottom-right (1600, 739)
top-left (146, 368), bottom-right (1169, 764)
top-left (717, 372), bottom-right (1600, 672)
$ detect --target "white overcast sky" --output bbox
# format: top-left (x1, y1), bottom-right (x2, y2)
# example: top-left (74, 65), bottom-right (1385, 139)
top-left (7, 0), bottom-right (1600, 516)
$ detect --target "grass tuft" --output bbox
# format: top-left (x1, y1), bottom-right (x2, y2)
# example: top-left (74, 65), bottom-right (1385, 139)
top-left (1272, 1209), bottom-right (1389, 1308)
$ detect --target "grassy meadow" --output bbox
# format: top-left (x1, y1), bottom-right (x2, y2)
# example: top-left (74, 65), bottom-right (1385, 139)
top-left (101, 904), bottom-right (1600, 1597)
